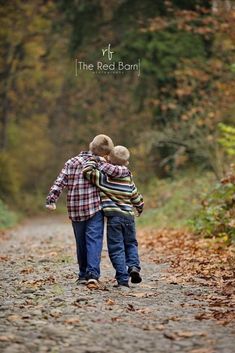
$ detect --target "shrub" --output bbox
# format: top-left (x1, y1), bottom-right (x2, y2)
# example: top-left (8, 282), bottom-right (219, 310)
top-left (218, 123), bottom-right (235, 156)
top-left (190, 167), bottom-right (235, 243)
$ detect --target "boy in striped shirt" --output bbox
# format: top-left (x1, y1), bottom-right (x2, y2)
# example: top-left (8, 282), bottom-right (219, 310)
top-left (83, 146), bottom-right (144, 288)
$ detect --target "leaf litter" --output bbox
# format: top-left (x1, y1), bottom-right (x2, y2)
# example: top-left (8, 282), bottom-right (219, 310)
top-left (139, 228), bottom-right (235, 325)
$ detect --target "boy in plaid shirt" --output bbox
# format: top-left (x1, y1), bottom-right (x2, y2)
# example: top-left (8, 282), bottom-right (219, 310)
top-left (46, 135), bottom-right (129, 287)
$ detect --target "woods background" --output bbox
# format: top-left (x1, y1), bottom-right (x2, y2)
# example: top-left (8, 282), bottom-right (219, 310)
top-left (0, 0), bottom-right (235, 238)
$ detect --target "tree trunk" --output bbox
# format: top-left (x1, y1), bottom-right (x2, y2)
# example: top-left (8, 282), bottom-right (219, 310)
top-left (0, 89), bottom-right (9, 150)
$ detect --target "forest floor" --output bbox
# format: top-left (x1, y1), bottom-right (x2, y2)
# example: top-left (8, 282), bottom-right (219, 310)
top-left (0, 215), bottom-right (234, 353)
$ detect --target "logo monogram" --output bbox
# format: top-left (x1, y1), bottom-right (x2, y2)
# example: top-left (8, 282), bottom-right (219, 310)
top-left (75, 43), bottom-right (140, 76)
top-left (102, 44), bottom-right (114, 61)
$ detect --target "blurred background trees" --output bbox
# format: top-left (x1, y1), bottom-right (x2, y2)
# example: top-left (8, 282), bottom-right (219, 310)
top-left (0, 0), bottom-right (234, 235)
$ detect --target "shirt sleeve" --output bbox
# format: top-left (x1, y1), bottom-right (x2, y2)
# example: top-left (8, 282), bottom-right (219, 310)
top-left (83, 161), bottom-right (106, 191)
top-left (46, 161), bottom-right (69, 204)
top-left (130, 179), bottom-right (144, 213)
top-left (97, 161), bottom-right (130, 178)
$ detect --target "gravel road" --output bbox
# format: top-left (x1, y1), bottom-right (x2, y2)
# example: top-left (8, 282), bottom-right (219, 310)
top-left (0, 216), bottom-right (234, 353)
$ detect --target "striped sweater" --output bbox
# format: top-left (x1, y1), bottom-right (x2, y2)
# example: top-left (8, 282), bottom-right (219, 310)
top-left (83, 160), bottom-right (144, 219)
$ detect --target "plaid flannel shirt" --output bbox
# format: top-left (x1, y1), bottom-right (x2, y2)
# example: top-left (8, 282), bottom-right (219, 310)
top-left (46, 151), bottom-right (130, 221)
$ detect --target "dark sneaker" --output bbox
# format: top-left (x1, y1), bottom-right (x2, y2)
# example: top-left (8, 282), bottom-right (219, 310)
top-left (129, 267), bottom-right (142, 284)
top-left (75, 277), bottom-right (87, 285)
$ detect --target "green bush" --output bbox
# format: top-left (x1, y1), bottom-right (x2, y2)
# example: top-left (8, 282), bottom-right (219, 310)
top-left (137, 171), bottom-right (215, 228)
top-left (190, 171), bottom-right (235, 243)
top-left (218, 123), bottom-right (235, 156)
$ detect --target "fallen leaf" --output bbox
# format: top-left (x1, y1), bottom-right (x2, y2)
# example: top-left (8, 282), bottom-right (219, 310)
top-left (111, 316), bottom-right (122, 322)
top-left (7, 315), bottom-right (21, 322)
top-left (195, 312), bottom-right (209, 320)
top-left (0, 255), bottom-right (10, 262)
top-left (0, 335), bottom-right (15, 342)
top-left (163, 332), bottom-right (177, 340)
top-left (50, 309), bottom-right (62, 318)
top-left (189, 349), bottom-right (214, 353)
top-left (64, 317), bottom-right (80, 325)
top-left (136, 307), bottom-right (152, 314)
top-left (20, 267), bottom-right (34, 274)
top-left (127, 292), bottom-right (148, 298)
top-left (168, 316), bottom-right (180, 321)
top-left (155, 324), bottom-right (165, 331)
top-left (106, 299), bottom-right (115, 305)
top-left (48, 251), bottom-right (58, 256)
top-left (177, 331), bottom-right (207, 338)
top-left (126, 303), bottom-right (135, 312)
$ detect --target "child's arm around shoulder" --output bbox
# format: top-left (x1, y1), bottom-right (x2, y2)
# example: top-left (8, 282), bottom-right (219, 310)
top-left (82, 160), bottom-right (105, 191)
top-left (130, 176), bottom-right (144, 216)
top-left (82, 159), bottom-right (98, 181)
top-left (83, 156), bottom-right (130, 178)
top-left (97, 159), bottom-right (130, 178)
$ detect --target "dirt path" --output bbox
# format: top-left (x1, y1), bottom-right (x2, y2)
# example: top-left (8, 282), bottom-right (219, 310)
top-left (0, 216), bottom-right (234, 353)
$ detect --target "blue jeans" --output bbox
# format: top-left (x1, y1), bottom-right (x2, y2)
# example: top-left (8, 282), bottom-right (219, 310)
top-left (107, 216), bottom-right (140, 284)
top-left (72, 211), bottom-right (104, 280)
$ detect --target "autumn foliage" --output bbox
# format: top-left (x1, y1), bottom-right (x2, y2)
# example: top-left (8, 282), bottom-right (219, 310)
top-left (0, 0), bottom-right (235, 238)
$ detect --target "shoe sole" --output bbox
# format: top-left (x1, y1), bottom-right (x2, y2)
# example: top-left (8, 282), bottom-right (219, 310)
top-left (130, 271), bottom-right (142, 284)
top-left (87, 279), bottom-right (99, 289)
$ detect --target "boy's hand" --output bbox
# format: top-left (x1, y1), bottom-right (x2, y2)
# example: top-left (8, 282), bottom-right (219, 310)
top-left (136, 209), bottom-right (143, 217)
top-left (100, 156), bottom-right (108, 162)
top-left (45, 203), bottom-right (56, 210)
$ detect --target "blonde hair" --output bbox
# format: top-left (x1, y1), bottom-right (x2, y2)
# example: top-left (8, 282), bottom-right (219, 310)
top-left (89, 134), bottom-right (114, 156)
top-left (109, 145), bottom-right (130, 166)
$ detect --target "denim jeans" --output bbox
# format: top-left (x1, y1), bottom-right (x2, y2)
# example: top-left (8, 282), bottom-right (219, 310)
top-left (72, 211), bottom-right (104, 280)
top-left (107, 216), bottom-right (140, 284)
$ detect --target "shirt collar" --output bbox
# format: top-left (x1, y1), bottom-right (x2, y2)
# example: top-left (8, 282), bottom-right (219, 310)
top-left (79, 151), bottom-right (93, 157)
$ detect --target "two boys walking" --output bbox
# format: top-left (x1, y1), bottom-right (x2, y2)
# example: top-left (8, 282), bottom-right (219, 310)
top-left (46, 135), bottom-right (144, 288)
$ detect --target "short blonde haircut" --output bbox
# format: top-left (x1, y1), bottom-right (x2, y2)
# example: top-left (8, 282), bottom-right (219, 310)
top-left (89, 134), bottom-right (114, 156)
top-left (109, 145), bottom-right (130, 166)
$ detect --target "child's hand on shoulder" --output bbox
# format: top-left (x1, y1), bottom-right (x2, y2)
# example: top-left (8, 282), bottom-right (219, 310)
top-left (135, 209), bottom-right (143, 217)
